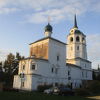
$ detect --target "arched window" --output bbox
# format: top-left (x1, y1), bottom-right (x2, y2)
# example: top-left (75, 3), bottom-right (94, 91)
top-left (76, 36), bottom-right (80, 42)
top-left (82, 37), bottom-right (85, 42)
top-left (22, 65), bottom-right (25, 70)
top-left (70, 37), bottom-right (73, 42)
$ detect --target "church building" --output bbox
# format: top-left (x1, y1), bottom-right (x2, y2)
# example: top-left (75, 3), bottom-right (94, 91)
top-left (13, 15), bottom-right (92, 91)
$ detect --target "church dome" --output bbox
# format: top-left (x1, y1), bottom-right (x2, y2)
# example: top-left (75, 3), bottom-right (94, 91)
top-left (70, 28), bottom-right (84, 35)
top-left (74, 29), bottom-right (83, 35)
top-left (45, 23), bottom-right (53, 32)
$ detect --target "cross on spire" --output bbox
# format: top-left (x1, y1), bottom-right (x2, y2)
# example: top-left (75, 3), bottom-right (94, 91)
top-left (48, 16), bottom-right (51, 24)
top-left (74, 14), bottom-right (78, 28)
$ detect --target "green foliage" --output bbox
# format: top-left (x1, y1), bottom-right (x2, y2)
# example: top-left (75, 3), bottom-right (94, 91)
top-left (75, 80), bottom-right (100, 96)
top-left (0, 52), bottom-right (24, 87)
top-left (96, 74), bottom-right (100, 80)
top-left (75, 88), bottom-right (91, 96)
top-left (0, 62), bottom-right (4, 82)
top-left (37, 84), bottom-right (53, 92)
top-left (92, 71), bottom-right (97, 80)
top-left (86, 81), bottom-right (100, 94)
top-left (93, 66), bottom-right (100, 81)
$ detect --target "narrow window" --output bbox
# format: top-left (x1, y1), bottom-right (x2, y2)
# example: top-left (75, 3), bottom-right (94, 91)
top-left (22, 65), bottom-right (25, 70)
top-left (82, 72), bottom-right (84, 77)
top-left (51, 68), bottom-right (54, 73)
top-left (57, 55), bottom-right (59, 61)
top-left (32, 64), bottom-right (36, 70)
top-left (76, 36), bottom-right (80, 42)
top-left (70, 37), bottom-right (73, 42)
top-left (55, 68), bottom-right (58, 74)
top-left (82, 37), bottom-right (85, 42)
top-left (68, 70), bottom-right (70, 76)
top-left (86, 72), bottom-right (87, 78)
top-left (77, 46), bottom-right (79, 50)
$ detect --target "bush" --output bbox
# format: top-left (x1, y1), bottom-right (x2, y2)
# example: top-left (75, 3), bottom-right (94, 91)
top-left (37, 84), bottom-right (53, 92)
top-left (86, 80), bottom-right (100, 94)
top-left (0, 83), bottom-right (3, 91)
top-left (75, 88), bottom-right (91, 96)
top-left (3, 87), bottom-right (19, 92)
top-left (75, 80), bottom-right (100, 96)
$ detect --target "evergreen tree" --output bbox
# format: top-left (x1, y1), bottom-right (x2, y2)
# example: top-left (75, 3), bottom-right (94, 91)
top-left (92, 71), bottom-right (96, 80)
top-left (0, 62), bottom-right (4, 82)
top-left (3, 52), bottom-right (24, 87)
top-left (16, 52), bottom-right (21, 60)
top-left (98, 64), bottom-right (100, 70)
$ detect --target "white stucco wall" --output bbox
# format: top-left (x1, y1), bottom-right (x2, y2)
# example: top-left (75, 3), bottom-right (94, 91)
top-left (13, 35), bottom-right (92, 91)
top-left (48, 39), bottom-right (67, 79)
top-left (13, 75), bottom-right (32, 91)
top-left (67, 65), bottom-right (82, 88)
top-left (67, 28), bottom-right (87, 60)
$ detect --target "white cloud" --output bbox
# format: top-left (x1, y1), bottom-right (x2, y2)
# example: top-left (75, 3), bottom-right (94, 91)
top-left (0, 7), bottom-right (18, 14)
top-left (0, 0), bottom-right (99, 23)
top-left (87, 34), bottom-right (100, 69)
top-left (0, 50), bottom-right (9, 61)
top-left (24, 0), bottom-right (100, 24)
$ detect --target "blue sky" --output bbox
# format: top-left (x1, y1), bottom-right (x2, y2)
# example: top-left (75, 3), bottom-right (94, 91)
top-left (0, 0), bottom-right (100, 69)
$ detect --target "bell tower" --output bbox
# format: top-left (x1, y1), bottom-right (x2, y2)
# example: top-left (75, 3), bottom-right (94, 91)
top-left (66, 15), bottom-right (87, 60)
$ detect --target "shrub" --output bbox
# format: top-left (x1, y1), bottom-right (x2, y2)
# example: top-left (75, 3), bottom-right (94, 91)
top-left (75, 80), bottom-right (100, 96)
top-left (37, 84), bottom-right (53, 92)
top-left (86, 80), bottom-right (100, 94)
top-left (75, 88), bottom-right (91, 96)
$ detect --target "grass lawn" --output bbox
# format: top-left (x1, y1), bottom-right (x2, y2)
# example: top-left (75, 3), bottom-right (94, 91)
top-left (0, 92), bottom-right (94, 100)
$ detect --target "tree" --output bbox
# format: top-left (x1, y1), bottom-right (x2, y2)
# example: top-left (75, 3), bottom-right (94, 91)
top-left (16, 52), bottom-right (21, 60)
top-left (98, 64), bottom-right (100, 70)
top-left (92, 71), bottom-right (96, 80)
top-left (3, 52), bottom-right (24, 87)
top-left (0, 62), bottom-right (2, 72)
top-left (4, 53), bottom-right (15, 74)
top-left (0, 62), bottom-right (4, 82)
top-left (96, 74), bottom-right (100, 81)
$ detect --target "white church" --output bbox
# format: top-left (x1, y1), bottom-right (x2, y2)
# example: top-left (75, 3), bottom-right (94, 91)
top-left (13, 15), bottom-right (92, 91)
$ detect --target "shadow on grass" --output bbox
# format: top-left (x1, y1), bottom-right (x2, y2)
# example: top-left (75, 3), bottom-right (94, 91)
top-left (0, 91), bottom-right (95, 100)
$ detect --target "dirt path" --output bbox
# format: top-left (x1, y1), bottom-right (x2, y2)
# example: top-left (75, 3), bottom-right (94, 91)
top-left (87, 96), bottom-right (100, 100)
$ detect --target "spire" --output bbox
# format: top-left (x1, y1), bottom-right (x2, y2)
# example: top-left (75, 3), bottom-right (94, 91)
top-left (74, 14), bottom-right (78, 28)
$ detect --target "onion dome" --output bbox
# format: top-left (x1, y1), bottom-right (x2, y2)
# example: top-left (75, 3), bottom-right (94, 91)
top-left (45, 23), bottom-right (53, 32)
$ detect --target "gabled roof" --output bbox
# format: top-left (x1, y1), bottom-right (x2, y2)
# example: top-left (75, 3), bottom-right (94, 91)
top-left (66, 63), bottom-right (81, 69)
top-left (29, 37), bottom-right (66, 45)
top-left (20, 57), bottom-right (48, 62)
top-left (75, 57), bottom-right (91, 63)
top-left (67, 57), bottom-right (91, 63)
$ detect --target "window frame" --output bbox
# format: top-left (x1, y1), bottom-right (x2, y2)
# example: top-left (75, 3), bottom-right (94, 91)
top-left (31, 63), bottom-right (37, 70)
top-left (22, 65), bottom-right (25, 70)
